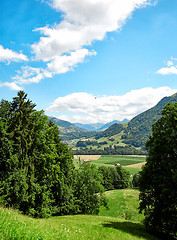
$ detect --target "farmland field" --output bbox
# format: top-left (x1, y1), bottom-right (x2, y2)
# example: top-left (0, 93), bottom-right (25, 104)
top-left (81, 155), bottom-right (146, 166)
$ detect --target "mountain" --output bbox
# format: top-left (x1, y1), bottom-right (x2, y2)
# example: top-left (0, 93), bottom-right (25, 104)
top-left (73, 119), bottom-right (129, 131)
top-left (121, 93), bottom-right (177, 149)
top-left (73, 123), bottom-right (104, 131)
top-left (73, 93), bottom-right (177, 155)
top-left (98, 119), bottom-right (129, 131)
top-left (48, 117), bottom-right (96, 141)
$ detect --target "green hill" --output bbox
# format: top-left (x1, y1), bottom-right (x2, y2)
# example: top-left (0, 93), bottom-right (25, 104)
top-left (0, 189), bottom-right (160, 240)
top-left (73, 93), bottom-right (177, 154)
top-left (48, 117), bottom-right (96, 141)
top-left (121, 93), bottom-right (177, 149)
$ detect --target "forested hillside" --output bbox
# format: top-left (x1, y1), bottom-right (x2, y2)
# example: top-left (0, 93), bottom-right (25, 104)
top-left (73, 93), bottom-right (177, 155)
top-left (121, 93), bottom-right (177, 149)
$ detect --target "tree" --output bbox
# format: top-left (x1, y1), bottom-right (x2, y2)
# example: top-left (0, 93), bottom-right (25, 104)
top-left (0, 91), bottom-right (107, 218)
top-left (74, 163), bottom-right (107, 214)
top-left (98, 166), bottom-right (114, 190)
top-left (139, 103), bottom-right (177, 238)
top-left (0, 91), bottom-right (75, 217)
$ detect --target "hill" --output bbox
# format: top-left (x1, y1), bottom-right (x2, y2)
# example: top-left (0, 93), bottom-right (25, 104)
top-left (73, 93), bottom-right (177, 155)
top-left (121, 93), bottom-right (177, 149)
top-left (0, 189), bottom-right (160, 240)
top-left (98, 119), bottom-right (129, 131)
top-left (48, 117), bottom-right (96, 141)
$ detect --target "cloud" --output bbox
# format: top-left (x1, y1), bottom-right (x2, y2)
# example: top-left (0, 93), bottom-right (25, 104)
top-left (31, 0), bottom-right (151, 76)
top-left (47, 48), bottom-right (96, 74)
top-left (157, 57), bottom-right (177, 75)
top-left (46, 86), bottom-right (176, 123)
top-left (11, 66), bottom-right (53, 84)
top-left (157, 66), bottom-right (177, 75)
top-left (0, 44), bottom-right (28, 63)
top-left (0, 82), bottom-right (23, 91)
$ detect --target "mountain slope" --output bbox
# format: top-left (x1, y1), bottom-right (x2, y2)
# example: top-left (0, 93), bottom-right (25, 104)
top-left (121, 93), bottom-right (177, 149)
top-left (48, 117), bottom-right (96, 141)
top-left (73, 123), bottom-right (104, 131)
top-left (98, 119), bottom-right (129, 131)
top-left (73, 93), bottom-right (177, 155)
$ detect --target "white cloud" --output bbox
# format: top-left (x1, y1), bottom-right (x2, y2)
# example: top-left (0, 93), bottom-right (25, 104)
top-left (46, 86), bottom-right (176, 123)
top-left (167, 60), bottom-right (173, 67)
top-left (157, 57), bottom-right (177, 75)
top-left (0, 44), bottom-right (28, 63)
top-left (11, 66), bottom-right (53, 84)
top-left (0, 82), bottom-right (23, 91)
top-left (157, 66), bottom-right (177, 75)
top-left (47, 48), bottom-right (96, 74)
top-left (31, 0), bottom-right (151, 76)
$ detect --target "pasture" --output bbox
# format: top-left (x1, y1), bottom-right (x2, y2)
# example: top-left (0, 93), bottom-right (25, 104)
top-left (0, 189), bottom-right (160, 240)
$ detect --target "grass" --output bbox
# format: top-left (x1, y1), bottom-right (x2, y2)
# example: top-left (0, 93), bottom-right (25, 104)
top-left (73, 155), bottom-right (145, 176)
top-left (95, 155), bottom-right (146, 166)
top-left (0, 189), bottom-right (160, 240)
top-left (99, 189), bottom-right (144, 223)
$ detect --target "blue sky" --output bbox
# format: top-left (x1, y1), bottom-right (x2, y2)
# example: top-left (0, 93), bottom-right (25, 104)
top-left (1, 0), bottom-right (177, 123)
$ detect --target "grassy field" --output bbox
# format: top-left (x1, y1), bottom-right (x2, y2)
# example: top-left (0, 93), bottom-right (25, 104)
top-left (0, 189), bottom-right (160, 240)
top-left (94, 155), bottom-right (146, 166)
top-left (73, 155), bottom-right (146, 175)
top-left (99, 189), bottom-right (144, 223)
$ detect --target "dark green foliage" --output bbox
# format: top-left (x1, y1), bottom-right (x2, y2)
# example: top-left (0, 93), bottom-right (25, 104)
top-left (98, 165), bottom-right (130, 191)
top-left (132, 173), bottom-right (140, 188)
top-left (0, 91), bottom-right (106, 218)
top-left (73, 145), bottom-right (146, 155)
top-left (74, 163), bottom-right (107, 214)
top-left (98, 166), bottom-right (114, 190)
top-left (139, 103), bottom-right (177, 238)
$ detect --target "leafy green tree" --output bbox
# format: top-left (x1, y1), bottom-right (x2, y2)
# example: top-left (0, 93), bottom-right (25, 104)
top-left (0, 91), bottom-right (107, 218)
top-left (74, 163), bottom-right (107, 214)
top-left (98, 166), bottom-right (114, 190)
top-left (139, 103), bottom-right (177, 238)
top-left (0, 91), bottom-right (75, 217)
top-left (115, 166), bottom-right (130, 189)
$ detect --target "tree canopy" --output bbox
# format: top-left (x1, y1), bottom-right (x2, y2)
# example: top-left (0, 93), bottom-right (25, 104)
top-left (139, 102), bottom-right (177, 239)
top-left (0, 91), bottom-right (107, 217)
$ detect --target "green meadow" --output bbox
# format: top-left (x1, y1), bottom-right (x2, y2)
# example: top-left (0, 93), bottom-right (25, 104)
top-left (93, 155), bottom-right (146, 166)
top-left (0, 189), bottom-right (160, 240)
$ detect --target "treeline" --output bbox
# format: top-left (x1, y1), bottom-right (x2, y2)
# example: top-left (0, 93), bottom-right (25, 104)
top-left (98, 165), bottom-right (130, 190)
top-left (73, 145), bottom-right (146, 155)
top-left (0, 91), bottom-right (130, 218)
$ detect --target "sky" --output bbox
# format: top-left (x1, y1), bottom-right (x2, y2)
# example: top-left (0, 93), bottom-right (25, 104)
top-left (1, 0), bottom-right (177, 124)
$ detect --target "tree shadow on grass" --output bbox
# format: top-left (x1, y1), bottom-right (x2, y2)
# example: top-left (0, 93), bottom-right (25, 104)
top-left (102, 221), bottom-right (161, 240)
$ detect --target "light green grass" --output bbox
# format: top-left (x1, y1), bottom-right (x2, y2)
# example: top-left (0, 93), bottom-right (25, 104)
top-left (99, 189), bottom-right (144, 223)
top-left (0, 189), bottom-right (160, 240)
top-left (95, 155), bottom-right (146, 166)
top-left (0, 207), bottom-right (159, 240)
